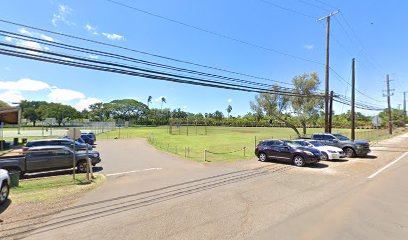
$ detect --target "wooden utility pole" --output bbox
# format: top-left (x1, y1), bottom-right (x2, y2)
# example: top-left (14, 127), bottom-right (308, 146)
top-left (328, 91), bottom-right (334, 133)
top-left (404, 91), bottom-right (407, 119)
top-left (351, 58), bottom-right (356, 140)
top-left (385, 74), bottom-right (393, 134)
top-left (318, 10), bottom-right (340, 133)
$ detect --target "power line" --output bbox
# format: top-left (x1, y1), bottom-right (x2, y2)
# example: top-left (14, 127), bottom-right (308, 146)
top-left (297, 0), bottom-right (331, 12)
top-left (329, 67), bottom-right (387, 105)
top-left (258, 0), bottom-right (317, 19)
top-left (0, 39), bottom-right (325, 98)
top-left (0, 18), bottom-right (297, 87)
top-left (0, 30), bottom-right (295, 91)
top-left (105, 0), bottom-right (324, 65)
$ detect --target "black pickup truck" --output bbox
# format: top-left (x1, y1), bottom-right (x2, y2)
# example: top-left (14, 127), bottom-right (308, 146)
top-left (0, 146), bottom-right (101, 176)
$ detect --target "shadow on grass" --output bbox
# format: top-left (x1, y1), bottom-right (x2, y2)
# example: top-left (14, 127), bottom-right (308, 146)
top-left (22, 167), bottom-right (104, 180)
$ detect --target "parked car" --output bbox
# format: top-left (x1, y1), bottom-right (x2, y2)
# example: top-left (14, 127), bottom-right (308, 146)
top-left (255, 140), bottom-right (322, 167)
top-left (0, 169), bottom-right (10, 205)
top-left (0, 146), bottom-right (101, 176)
top-left (292, 139), bottom-right (345, 160)
top-left (310, 133), bottom-right (371, 158)
top-left (23, 139), bottom-right (92, 153)
top-left (82, 132), bottom-right (96, 142)
top-left (80, 133), bottom-right (95, 145)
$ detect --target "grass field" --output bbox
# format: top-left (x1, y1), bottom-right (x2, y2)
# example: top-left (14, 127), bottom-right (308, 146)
top-left (10, 174), bottom-right (105, 204)
top-left (96, 126), bottom-right (407, 163)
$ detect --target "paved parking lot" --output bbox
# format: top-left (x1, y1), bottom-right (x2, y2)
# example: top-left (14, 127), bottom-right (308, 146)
top-left (8, 133), bottom-right (408, 240)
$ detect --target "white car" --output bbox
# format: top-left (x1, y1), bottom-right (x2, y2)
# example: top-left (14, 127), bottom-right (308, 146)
top-left (0, 169), bottom-right (11, 205)
top-left (294, 140), bottom-right (345, 160)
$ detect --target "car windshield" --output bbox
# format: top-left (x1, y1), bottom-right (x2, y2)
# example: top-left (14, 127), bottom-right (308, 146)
top-left (333, 134), bottom-right (350, 141)
top-left (309, 141), bottom-right (324, 147)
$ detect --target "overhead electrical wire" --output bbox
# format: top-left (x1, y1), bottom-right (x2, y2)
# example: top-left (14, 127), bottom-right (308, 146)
top-left (0, 18), bottom-right (297, 87)
top-left (258, 0), bottom-right (317, 19)
top-left (0, 30), bottom-right (293, 91)
top-left (0, 38), bottom-right (324, 98)
top-left (105, 0), bottom-right (324, 65)
top-left (0, 22), bottom-right (386, 111)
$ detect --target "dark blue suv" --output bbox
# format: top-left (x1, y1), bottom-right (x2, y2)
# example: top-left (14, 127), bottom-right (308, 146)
top-left (255, 140), bottom-right (322, 167)
top-left (80, 133), bottom-right (95, 145)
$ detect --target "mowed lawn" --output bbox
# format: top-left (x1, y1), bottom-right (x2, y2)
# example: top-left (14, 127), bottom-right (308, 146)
top-left (96, 126), bottom-right (398, 163)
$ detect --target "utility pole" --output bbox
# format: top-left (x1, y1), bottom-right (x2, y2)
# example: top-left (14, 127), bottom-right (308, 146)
top-left (384, 74), bottom-right (393, 134)
top-left (403, 91), bottom-right (406, 118)
top-left (318, 10), bottom-right (340, 133)
top-left (328, 91), bottom-right (334, 133)
top-left (351, 58), bottom-right (356, 140)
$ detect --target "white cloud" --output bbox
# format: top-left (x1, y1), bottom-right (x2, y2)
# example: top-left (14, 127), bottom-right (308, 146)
top-left (88, 54), bottom-right (99, 59)
top-left (4, 36), bottom-right (13, 42)
top-left (102, 33), bottom-right (124, 41)
top-left (182, 106), bottom-right (188, 109)
top-left (16, 40), bottom-right (44, 55)
top-left (0, 78), bottom-right (50, 91)
top-left (228, 99), bottom-right (232, 103)
top-left (155, 96), bottom-right (167, 102)
top-left (18, 28), bottom-right (33, 36)
top-left (40, 34), bottom-right (54, 42)
top-left (0, 90), bottom-right (24, 104)
top-left (85, 24), bottom-right (98, 35)
top-left (74, 97), bottom-right (102, 111)
top-left (48, 88), bottom-right (85, 102)
top-left (304, 44), bottom-right (314, 50)
top-left (18, 28), bottom-right (54, 42)
top-left (52, 4), bottom-right (74, 26)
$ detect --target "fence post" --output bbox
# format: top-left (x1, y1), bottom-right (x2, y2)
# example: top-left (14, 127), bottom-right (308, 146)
top-left (243, 147), bottom-right (246, 157)
top-left (185, 147), bottom-right (187, 157)
top-left (254, 136), bottom-right (257, 148)
top-left (204, 149), bottom-right (207, 162)
top-left (188, 147), bottom-right (190, 157)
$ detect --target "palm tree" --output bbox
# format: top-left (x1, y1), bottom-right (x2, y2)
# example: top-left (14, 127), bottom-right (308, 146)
top-left (227, 104), bottom-right (232, 118)
top-left (160, 97), bottom-right (166, 111)
top-left (147, 96), bottom-right (152, 108)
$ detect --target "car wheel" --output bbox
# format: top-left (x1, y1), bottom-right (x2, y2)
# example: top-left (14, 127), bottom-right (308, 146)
top-left (77, 161), bottom-right (88, 173)
top-left (293, 155), bottom-right (305, 167)
top-left (259, 153), bottom-right (268, 162)
top-left (344, 147), bottom-right (355, 158)
top-left (0, 182), bottom-right (10, 205)
top-left (321, 152), bottom-right (329, 161)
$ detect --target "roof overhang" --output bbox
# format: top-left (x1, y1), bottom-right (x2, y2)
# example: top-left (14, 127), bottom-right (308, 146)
top-left (0, 107), bottom-right (21, 124)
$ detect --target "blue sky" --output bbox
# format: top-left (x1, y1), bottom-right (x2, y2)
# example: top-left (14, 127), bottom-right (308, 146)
top-left (0, 0), bottom-right (407, 117)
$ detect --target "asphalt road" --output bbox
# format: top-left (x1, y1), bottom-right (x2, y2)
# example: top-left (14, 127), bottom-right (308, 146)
top-left (12, 133), bottom-right (408, 240)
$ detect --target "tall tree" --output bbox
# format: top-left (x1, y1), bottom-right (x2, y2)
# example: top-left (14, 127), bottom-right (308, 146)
top-left (226, 105), bottom-right (232, 118)
top-left (0, 100), bottom-right (10, 107)
top-left (250, 84), bottom-right (302, 136)
top-left (20, 100), bottom-right (48, 126)
top-left (291, 72), bottom-right (323, 135)
top-left (160, 97), bottom-right (166, 111)
top-left (109, 99), bottom-right (149, 121)
top-left (41, 103), bottom-right (79, 126)
top-left (89, 102), bottom-right (111, 121)
top-left (147, 96), bottom-right (152, 108)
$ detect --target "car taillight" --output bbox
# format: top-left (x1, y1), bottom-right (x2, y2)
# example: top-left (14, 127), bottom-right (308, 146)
top-left (22, 147), bottom-right (29, 152)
